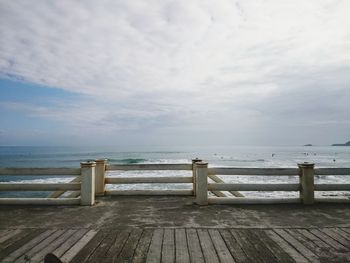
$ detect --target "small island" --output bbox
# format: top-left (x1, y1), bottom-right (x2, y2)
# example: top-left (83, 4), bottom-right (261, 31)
top-left (304, 144), bottom-right (313, 146)
top-left (332, 141), bottom-right (350, 146)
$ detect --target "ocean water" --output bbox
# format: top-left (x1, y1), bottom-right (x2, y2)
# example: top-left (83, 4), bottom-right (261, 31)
top-left (0, 146), bottom-right (349, 198)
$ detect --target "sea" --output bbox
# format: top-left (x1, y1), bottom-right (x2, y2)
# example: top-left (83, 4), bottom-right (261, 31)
top-left (1, 145), bottom-right (349, 199)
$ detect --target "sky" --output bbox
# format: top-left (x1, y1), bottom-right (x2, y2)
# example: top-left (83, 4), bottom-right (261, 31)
top-left (0, 0), bottom-right (349, 147)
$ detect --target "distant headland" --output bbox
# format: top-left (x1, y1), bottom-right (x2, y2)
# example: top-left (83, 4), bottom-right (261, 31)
top-left (332, 141), bottom-right (350, 146)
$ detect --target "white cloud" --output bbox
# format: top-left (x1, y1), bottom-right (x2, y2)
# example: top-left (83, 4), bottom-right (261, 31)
top-left (1, 0), bottom-right (350, 145)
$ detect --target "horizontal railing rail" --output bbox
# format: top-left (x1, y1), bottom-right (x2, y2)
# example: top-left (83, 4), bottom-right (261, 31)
top-left (208, 168), bottom-right (299, 176)
top-left (106, 163), bottom-right (192, 171)
top-left (207, 183), bottom-right (300, 192)
top-left (105, 176), bottom-right (193, 184)
top-left (315, 168), bottom-right (350, 175)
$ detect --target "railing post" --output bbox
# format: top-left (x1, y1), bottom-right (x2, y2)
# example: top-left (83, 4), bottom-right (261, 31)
top-left (195, 162), bottom-right (208, 205)
top-left (192, 158), bottom-right (202, 196)
top-left (95, 159), bottom-right (107, 196)
top-left (298, 162), bottom-right (315, 205)
top-left (80, 161), bottom-right (96, 206)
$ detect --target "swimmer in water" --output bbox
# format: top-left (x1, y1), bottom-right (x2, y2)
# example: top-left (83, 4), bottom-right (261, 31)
top-left (272, 153), bottom-right (275, 157)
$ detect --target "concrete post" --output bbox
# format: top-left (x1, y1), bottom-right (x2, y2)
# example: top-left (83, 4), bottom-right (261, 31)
top-left (298, 162), bottom-right (315, 205)
top-left (95, 159), bottom-right (107, 196)
top-left (80, 161), bottom-right (96, 206)
top-left (195, 162), bottom-right (208, 205)
top-left (192, 158), bottom-right (202, 196)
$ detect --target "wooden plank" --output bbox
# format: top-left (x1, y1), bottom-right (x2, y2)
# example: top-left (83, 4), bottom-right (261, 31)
top-left (175, 229), bottom-right (190, 263)
top-left (208, 229), bottom-right (235, 263)
top-left (84, 231), bottom-right (116, 263)
top-left (252, 229), bottom-right (294, 263)
top-left (0, 229), bottom-right (22, 243)
top-left (197, 229), bottom-right (220, 263)
top-left (219, 229), bottom-right (248, 263)
top-left (16, 229), bottom-right (66, 263)
top-left (284, 229), bottom-right (325, 259)
top-left (133, 229), bottom-right (153, 263)
top-left (53, 229), bottom-right (89, 257)
top-left (0, 229), bottom-right (27, 250)
top-left (0, 183), bottom-right (80, 191)
top-left (315, 168), bottom-right (350, 175)
top-left (230, 229), bottom-right (263, 263)
top-left (61, 229), bottom-right (98, 263)
top-left (334, 228), bottom-right (350, 241)
top-left (208, 168), bottom-right (298, 176)
top-left (30, 229), bottom-right (77, 263)
top-left (208, 174), bottom-right (244, 197)
top-left (319, 228), bottom-right (350, 248)
top-left (116, 228), bottom-right (144, 262)
top-left (186, 229), bottom-right (204, 263)
top-left (264, 230), bottom-right (308, 263)
top-left (208, 183), bottom-right (299, 191)
top-left (274, 229), bottom-right (320, 263)
top-left (146, 228), bottom-right (164, 263)
top-left (0, 229), bottom-right (45, 261)
top-left (106, 163), bottom-right (192, 171)
top-left (0, 168), bottom-right (81, 175)
top-left (296, 229), bottom-right (332, 250)
top-left (0, 229), bottom-right (11, 239)
top-left (105, 176), bottom-right (193, 184)
top-left (341, 228), bottom-right (350, 235)
top-left (208, 197), bottom-right (300, 205)
top-left (310, 229), bottom-right (347, 251)
top-left (104, 229), bottom-right (132, 262)
top-left (162, 229), bottom-right (175, 263)
top-left (314, 184), bottom-right (350, 191)
top-left (106, 190), bottom-right (193, 196)
top-left (2, 229), bottom-right (56, 263)
top-left (239, 229), bottom-right (277, 263)
top-left (0, 198), bottom-right (80, 205)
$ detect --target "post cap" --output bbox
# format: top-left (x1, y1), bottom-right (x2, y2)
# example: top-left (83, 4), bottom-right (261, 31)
top-left (192, 158), bottom-right (202, 163)
top-left (297, 162), bottom-right (315, 168)
top-left (81, 161), bottom-right (96, 167)
top-left (195, 161), bottom-right (208, 167)
top-left (95, 159), bottom-right (107, 164)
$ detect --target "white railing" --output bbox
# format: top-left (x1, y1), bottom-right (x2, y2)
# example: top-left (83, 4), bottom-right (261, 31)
top-left (194, 162), bottom-right (350, 205)
top-left (0, 159), bottom-right (349, 206)
top-left (0, 161), bottom-right (96, 206)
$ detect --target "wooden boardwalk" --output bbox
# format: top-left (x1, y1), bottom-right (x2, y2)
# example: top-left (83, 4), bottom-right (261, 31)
top-left (0, 227), bottom-right (349, 262)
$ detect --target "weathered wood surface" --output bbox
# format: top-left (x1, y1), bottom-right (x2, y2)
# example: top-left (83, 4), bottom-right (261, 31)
top-left (106, 163), bottom-right (192, 171)
top-left (0, 197), bottom-right (80, 205)
top-left (1, 227), bottom-right (349, 262)
top-left (209, 197), bottom-right (301, 204)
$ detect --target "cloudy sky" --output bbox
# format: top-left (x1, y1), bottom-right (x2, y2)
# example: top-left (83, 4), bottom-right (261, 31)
top-left (0, 0), bottom-right (349, 147)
